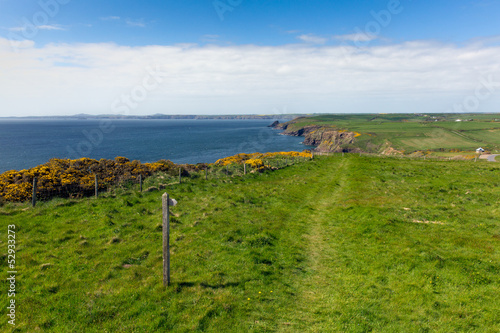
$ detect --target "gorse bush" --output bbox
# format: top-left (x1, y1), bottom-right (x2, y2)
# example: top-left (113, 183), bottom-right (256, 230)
top-left (0, 152), bottom-right (308, 202)
top-left (215, 151), bottom-right (311, 166)
top-left (0, 157), bottom-right (204, 202)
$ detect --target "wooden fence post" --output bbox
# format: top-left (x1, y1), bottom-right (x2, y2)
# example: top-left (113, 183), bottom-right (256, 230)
top-left (95, 174), bottom-right (98, 199)
top-left (32, 177), bottom-right (37, 207)
top-left (244, 163), bottom-right (246, 175)
top-left (162, 193), bottom-right (171, 286)
top-left (179, 168), bottom-right (182, 184)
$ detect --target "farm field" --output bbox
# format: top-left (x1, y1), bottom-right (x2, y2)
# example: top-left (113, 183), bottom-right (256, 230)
top-left (1, 155), bottom-right (499, 332)
top-left (282, 113), bottom-right (500, 154)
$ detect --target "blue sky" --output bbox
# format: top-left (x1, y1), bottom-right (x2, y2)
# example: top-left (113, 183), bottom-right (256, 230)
top-left (3, 0), bottom-right (500, 46)
top-left (1, 0), bottom-right (500, 116)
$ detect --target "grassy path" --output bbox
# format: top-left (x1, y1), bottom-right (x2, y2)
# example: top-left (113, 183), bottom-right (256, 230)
top-left (284, 158), bottom-right (351, 330)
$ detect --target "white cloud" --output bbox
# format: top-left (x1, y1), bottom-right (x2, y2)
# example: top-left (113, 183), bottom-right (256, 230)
top-left (100, 16), bottom-right (121, 21)
top-left (37, 25), bottom-right (65, 31)
top-left (0, 37), bottom-right (499, 116)
top-left (467, 34), bottom-right (500, 47)
top-left (99, 16), bottom-right (146, 28)
top-left (203, 34), bottom-right (220, 39)
top-left (7, 27), bottom-right (25, 32)
top-left (333, 33), bottom-right (378, 42)
top-left (126, 20), bottom-right (145, 28)
top-left (201, 34), bottom-right (221, 43)
top-left (9, 24), bottom-right (65, 32)
top-left (297, 34), bottom-right (327, 44)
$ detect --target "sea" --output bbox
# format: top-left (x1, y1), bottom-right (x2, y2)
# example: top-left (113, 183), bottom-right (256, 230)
top-left (0, 119), bottom-right (308, 173)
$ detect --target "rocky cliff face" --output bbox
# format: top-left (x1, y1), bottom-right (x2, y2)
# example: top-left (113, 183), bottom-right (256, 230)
top-left (309, 130), bottom-right (357, 152)
top-left (268, 121), bottom-right (280, 128)
top-left (281, 125), bottom-right (359, 153)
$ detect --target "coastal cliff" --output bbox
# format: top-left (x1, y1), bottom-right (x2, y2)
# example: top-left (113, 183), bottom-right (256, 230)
top-left (276, 120), bottom-right (361, 153)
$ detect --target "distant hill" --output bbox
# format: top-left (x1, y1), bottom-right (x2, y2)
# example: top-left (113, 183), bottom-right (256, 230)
top-left (0, 113), bottom-right (310, 120)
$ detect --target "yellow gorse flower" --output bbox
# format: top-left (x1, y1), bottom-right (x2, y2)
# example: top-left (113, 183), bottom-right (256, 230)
top-left (215, 151), bottom-right (311, 166)
top-left (0, 157), bottom-right (182, 202)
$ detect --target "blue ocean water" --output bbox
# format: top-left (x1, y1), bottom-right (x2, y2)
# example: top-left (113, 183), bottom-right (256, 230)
top-left (0, 119), bottom-right (308, 173)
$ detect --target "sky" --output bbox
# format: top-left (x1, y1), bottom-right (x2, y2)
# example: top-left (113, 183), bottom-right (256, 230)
top-left (1, 0), bottom-right (500, 116)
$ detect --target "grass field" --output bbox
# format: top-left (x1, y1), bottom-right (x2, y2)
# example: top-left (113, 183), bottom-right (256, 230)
top-left (1, 155), bottom-right (499, 332)
top-left (283, 114), bottom-right (500, 154)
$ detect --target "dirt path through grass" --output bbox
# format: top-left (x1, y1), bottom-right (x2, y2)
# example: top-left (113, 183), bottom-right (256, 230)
top-left (486, 154), bottom-right (499, 162)
top-left (278, 157), bottom-right (352, 331)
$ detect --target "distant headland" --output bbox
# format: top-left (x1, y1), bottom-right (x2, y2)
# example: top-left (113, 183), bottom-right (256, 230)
top-left (0, 113), bottom-right (312, 120)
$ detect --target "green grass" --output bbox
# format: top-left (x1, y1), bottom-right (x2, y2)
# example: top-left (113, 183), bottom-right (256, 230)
top-left (1, 156), bottom-right (499, 332)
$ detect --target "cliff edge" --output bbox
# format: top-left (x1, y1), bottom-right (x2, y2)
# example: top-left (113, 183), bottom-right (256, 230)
top-left (275, 120), bottom-right (361, 153)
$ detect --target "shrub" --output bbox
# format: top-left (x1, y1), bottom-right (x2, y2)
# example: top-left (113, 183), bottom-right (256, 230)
top-left (215, 151), bottom-right (311, 166)
top-left (0, 157), bottom-right (178, 202)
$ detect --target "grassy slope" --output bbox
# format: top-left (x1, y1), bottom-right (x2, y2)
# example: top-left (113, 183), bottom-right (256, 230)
top-left (1, 156), bottom-right (499, 332)
top-left (283, 114), bottom-right (500, 153)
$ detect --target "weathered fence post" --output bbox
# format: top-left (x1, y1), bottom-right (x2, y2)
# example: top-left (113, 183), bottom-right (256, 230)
top-left (179, 168), bottom-right (182, 184)
top-left (95, 174), bottom-right (98, 199)
top-left (162, 193), bottom-right (171, 286)
top-left (162, 193), bottom-right (177, 287)
top-left (139, 174), bottom-right (143, 192)
top-left (32, 177), bottom-right (37, 207)
top-left (244, 163), bottom-right (246, 175)
top-left (311, 151), bottom-right (314, 160)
